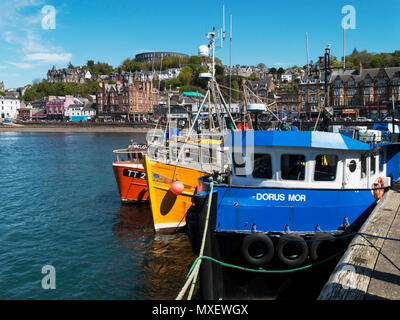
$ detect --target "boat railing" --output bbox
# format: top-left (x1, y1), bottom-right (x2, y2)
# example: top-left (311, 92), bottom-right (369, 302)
top-left (147, 143), bottom-right (228, 169)
top-left (113, 148), bottom-right (146, 163)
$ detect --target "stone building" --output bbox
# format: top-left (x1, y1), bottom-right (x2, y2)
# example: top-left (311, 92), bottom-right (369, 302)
top-left (329, 66), bottom-right (400, 119)
top-left (47, 66), bottom-right (92, 84)
top-left (135, 52), bottom-right (188, 62)
top-left (96, 78), bottom-right (159, 121)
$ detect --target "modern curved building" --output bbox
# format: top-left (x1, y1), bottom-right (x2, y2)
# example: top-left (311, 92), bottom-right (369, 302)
top-left (135, 52), bottom-right (188, 62)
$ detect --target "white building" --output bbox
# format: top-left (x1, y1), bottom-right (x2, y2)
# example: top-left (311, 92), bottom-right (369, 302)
top-left (65, 103), bottom-right (96, 121)
top-left (281, 72), bottom-right (293, 82)
top-left (1, 96), bottom-right (20, 120)
top-left (65, 104), bottom-right (84, 119)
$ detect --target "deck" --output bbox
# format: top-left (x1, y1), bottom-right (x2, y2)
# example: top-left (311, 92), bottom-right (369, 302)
top-left (318, 188), bottom-right (400, 300)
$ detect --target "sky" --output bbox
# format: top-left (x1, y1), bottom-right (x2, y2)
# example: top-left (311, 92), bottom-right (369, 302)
top-left (0, 0), bottom-right (399, 88)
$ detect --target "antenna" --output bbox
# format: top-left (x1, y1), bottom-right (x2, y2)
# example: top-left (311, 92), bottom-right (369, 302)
top-left (343, 28), bottom-right (346, 70)
top-left (222, 4), bottom-right (226, 40)
top-left (229, 14), bottom-right (232, 109)
top-left (306, 32), bottom-right (309, 74)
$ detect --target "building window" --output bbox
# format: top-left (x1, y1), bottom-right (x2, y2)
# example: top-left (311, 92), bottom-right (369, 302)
top-left (314, 155), bottom-right (338, 181)
top-left (252, 154), bottom-right (272, 179)
top-left (281, 154), bottom-right (305, 180)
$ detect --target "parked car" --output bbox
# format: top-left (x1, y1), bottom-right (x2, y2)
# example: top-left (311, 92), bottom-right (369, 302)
top-left (356, 117), bottom-right (373, 122)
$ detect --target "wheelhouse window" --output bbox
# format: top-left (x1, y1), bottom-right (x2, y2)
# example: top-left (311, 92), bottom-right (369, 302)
top-left (281, 154), bottom-right (305, 180)
top-left (314, 155), bottom-right (338, 181)
top-left (361, 153), bottom-right (367, 179)
top-left (233, 152), bottom-right (246, 176)
top-left (370, 152), bottom-right (376, 175)
top-left (379, 150), bottom-right (384, 172)
top-left (252, 154), bottom-right (272, 179)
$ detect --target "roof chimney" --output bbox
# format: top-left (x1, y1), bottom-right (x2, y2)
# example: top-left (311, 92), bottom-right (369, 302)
top-left (359, 62), bottom-right (363, 74)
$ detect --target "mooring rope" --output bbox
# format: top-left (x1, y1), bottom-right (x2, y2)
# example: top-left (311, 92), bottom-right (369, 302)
top-left (176, 179), bottom-right (214, 300)
top-left (175, 185), bottom-right (400, 300)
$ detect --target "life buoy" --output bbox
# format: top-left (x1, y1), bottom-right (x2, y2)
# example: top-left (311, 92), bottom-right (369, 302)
top-left (373, 177), bottom-right (385, 200)
top-left (276, 234), bottom-right (308, 266)
top-left (241, 233), bottom-right (274, 266)
top-left (309, 232), bottom-right (335, 261)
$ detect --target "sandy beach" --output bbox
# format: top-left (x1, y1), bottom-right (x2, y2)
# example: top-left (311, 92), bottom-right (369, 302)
top-left (0, 124), bottom-right (152, 133)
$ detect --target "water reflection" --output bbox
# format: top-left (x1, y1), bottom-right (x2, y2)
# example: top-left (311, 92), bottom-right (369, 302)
top-left (112, 203), bottom-right (197, 300)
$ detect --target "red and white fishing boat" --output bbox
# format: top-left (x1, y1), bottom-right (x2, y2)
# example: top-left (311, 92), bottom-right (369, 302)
top-left (112, 142), bottom-right (149, 202)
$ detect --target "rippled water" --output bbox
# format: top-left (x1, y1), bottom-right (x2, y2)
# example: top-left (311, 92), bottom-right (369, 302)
top-left (0, 132), bottom-right (196, 300)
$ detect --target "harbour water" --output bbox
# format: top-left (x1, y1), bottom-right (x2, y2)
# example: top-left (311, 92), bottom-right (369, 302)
top-left (0, 131), bottom-right (344, 300)
top-left (0, 132), bottom-right (196, 300)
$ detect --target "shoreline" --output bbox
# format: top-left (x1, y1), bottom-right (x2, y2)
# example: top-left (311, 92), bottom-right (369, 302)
top-left (0, 125), bottom-right (151, 133)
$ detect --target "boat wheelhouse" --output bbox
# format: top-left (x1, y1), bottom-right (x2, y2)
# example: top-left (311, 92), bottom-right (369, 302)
top-left (112, 142), bottom-right (149, 202)
top-left (186, 129), bottom-right (400, 299)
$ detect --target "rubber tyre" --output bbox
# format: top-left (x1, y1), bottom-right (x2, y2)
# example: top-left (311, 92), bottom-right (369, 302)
top-left (276, 234), bottom-right (308, 267)
top-left (241, 233), bottom-right (274, 267)
top-left (309, 232), bottom-right (335, 261)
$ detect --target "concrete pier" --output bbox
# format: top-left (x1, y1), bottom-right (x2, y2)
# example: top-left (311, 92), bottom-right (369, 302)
top-left (318, 189), bottom-right (400, 300)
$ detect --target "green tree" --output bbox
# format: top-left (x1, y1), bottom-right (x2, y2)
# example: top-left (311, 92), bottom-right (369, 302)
top-left (120, 58), bottom-right (141, 72)
top-left (178, 66), bottom-right (193, 86)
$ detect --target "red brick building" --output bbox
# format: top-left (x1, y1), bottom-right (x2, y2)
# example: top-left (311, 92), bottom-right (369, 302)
top-left (96, 78), bottom-right (159, 121)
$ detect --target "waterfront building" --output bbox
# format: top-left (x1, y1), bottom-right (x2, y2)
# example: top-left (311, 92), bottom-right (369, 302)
top-left (0, 81), bottom-right (4, 92)
top-left (82, 104), bottom-right (96, 120)
top-left (46, 95), bottom-right (74, 120)
top-left (275, 91), bottom-right (301, 120)
top-left (329, 66), bottom-right (400, 119)
top-left (65, 104), bottom-right (84, 121)
top-left (96, 78), bottom-right (159, 121)
top-left (17, 102), bottom-right (33, 121)
top-left (0, 96), bottom-right (20, 120)
top-left (298, 76), bottom-right (326, 120)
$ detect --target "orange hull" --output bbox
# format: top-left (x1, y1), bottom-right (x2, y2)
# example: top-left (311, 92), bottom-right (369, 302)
top-left (112, 161), bottom-right (149, 201)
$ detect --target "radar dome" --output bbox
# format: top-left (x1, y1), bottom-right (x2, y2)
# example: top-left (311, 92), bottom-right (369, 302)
top-left (198, 45), bottom-right (209, 57)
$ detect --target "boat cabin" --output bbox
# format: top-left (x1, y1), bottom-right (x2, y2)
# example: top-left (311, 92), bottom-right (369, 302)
top-left (227, 131), bottom-right (394, 191)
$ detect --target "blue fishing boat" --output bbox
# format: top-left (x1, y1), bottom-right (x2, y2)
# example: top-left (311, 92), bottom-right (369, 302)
top-left (186, 128), bottom-right (400, 299)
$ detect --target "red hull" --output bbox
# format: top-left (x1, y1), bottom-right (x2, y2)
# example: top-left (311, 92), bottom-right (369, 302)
top-left (112, 161), bottom-right (149, 201)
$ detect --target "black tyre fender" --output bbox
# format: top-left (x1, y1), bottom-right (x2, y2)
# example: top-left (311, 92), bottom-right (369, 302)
top-left (276, 234), bottom-right (308, 266)
top-left (309, 232), bottom-right (335, 261)
top-left (241, 233), bottom-right (274, 267)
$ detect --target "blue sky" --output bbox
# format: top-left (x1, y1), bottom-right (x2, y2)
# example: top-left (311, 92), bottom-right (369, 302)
top-left (1, 0), bottom-right (399, 88)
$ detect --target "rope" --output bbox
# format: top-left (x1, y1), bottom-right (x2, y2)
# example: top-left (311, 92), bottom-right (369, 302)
top-left (175, 180), bottom-right (214, 300)
top-left (176, 229), bottom-right (400, 299)
top-left (184, 247), bottom-right (347, 280)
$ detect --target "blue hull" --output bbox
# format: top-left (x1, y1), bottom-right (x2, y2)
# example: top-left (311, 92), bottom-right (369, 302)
top-left (212, 186), bottom-right (377, 233)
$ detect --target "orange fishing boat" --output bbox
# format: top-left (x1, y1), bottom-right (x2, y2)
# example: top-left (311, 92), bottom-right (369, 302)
top-left (112, 142), bottom-right (149, 202)
top-left (144, 155), bottom-right (209, 233)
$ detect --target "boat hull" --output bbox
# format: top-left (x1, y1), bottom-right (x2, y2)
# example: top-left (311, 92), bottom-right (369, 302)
top-left (186, 185), bottom-right (378, 299)
top-left (144, 156), bottom-right (208, 234)
top-left (112, 162), bottom-right (149, 202)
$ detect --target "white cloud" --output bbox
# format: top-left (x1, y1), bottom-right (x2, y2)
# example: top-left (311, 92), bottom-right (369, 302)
top-left (0, 0), bottom-right (72, 71)
top-left (6, 61), bottom-right (34, 69)
top-left (25, 53), bottom-right (72, 63)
